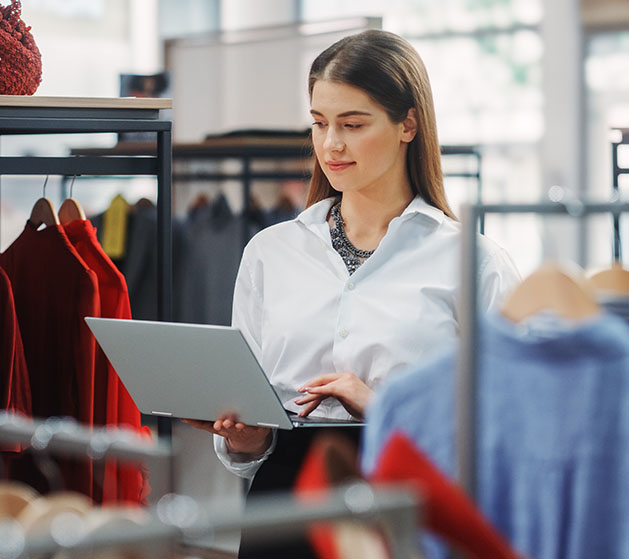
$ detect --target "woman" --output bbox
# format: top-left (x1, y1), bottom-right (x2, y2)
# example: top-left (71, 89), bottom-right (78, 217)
top-left (186, 29), bottom-right (520, 557)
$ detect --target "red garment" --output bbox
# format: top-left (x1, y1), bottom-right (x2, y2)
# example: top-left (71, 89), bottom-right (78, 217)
top-left (371, 432), bottom-right (520, 559)
top-left (294, 433), bottom-right (366, 559)
top-left (0, 265), bottom-right (32, 417)
top-left (0, 222), bottom-right (99, 498)
top-left (295, 431), bottom-right (520, 559)
top-left (63, 219), bottom-right (149, 504)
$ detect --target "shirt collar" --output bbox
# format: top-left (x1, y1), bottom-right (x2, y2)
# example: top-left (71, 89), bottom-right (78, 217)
top-left (296, 195), bottom-right (445, 226)
top-left (400, 196), bottom-right (445, 225)
top-left (295, 197), bottom-right (336, 225)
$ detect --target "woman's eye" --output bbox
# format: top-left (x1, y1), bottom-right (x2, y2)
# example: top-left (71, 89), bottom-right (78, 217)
top-left (345, 123), bottom-right (362, 129)
top-left (311, 121), bottom-right (326, 128)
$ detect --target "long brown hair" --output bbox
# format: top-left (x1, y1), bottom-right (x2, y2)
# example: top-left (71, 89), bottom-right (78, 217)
top-left (305, 29), bottom-right (455, 219)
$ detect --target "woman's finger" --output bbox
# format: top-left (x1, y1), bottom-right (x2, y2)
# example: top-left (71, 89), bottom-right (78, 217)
top-left (303, 383), bottom-right (339, 396)
top-left (297, 397), bottom-right (325, 417)
top-left (295, 392), bottom-right (323, 405)
top-left (298, 373), bottom-right (342, 391)
top-left (182, 418), bottom-right (220, 434)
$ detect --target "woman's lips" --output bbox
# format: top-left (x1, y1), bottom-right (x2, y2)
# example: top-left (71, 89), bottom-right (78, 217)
top-left (327, 161), bottom-right (354, 171)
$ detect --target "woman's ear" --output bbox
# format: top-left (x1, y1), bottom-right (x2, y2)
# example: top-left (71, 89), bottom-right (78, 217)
top-left (400, 108), bottom-right (418, 143)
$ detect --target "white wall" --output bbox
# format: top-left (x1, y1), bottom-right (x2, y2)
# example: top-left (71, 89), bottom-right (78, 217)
top-left (0, 0), bottom-right (162, 250)
top-left (166, 18), bottom-right (379, 141)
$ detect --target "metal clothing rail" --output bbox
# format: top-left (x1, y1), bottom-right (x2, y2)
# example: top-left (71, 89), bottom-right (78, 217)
top-left (457, 200), bottom-right (629, 498)
top-left (0, 414), bottom-right (421, 558)
top-left (4, 482), bottom-right (419, 559)
top-left (0, 412), bottom-right (171, 463)
top-left (611, 127), bottom-right (628, 259)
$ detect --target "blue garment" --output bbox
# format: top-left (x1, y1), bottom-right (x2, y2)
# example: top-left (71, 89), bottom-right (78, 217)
top-left (361, 312), bottom-right (629, 559)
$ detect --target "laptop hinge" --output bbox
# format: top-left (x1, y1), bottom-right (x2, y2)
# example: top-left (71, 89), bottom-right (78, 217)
top-left (152, 411), bottom-right (173, 416)
top-left (257, 422), bottom-right (279, 428)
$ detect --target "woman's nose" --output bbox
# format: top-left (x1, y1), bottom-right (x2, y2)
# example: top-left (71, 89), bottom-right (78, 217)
top-left (324, 128), bottom-right (344, 152)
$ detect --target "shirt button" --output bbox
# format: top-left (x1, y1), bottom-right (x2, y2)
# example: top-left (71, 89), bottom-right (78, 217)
top-left (347, 282), bottom-right (355, 290)
top-left (339, 329), bottom-right (349, 338)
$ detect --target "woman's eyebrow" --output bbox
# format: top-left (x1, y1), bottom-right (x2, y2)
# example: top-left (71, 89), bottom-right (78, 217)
top-left (310, 109), bottom-right (373, 117)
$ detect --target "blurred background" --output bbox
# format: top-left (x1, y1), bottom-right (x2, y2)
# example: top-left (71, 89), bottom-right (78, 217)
top-left (0, 0), bottom-right (627, 277)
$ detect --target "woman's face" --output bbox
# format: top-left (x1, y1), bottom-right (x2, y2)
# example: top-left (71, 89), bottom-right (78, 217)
top-left (310, 79), bottom-right (415, 198)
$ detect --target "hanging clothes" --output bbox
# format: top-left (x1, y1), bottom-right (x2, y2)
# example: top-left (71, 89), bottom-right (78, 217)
top-left (0, 221), bottom-right (100, 498)
top-left (0, 265), bottom-right (32, 417)
top-left (93, 202), bottom-right (188, 322)
top-left (370, 432), bottom-right (519, 559)
top-left (599, 295), bottom-right (629, 328)
top-left (361, 312), bottom-right (629, 559)
top-left (63, 218), bottom-right (148, 504)
top-left (179, 194), bottom-right (252, 325)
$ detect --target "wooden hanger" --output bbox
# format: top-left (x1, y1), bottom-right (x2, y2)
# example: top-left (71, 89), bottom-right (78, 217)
top-left (18, 491), bottom-right (92, 534)
top-left (0, 481), bottom-right (39, 518)
top-left (58, 197), bottom-right (86, 223)
top-left (588, 264), bottom-right (629, 295)
top-left (29, 197), bottom-right (60, 228)
top-left (501, 262), bottom-right (600, 322)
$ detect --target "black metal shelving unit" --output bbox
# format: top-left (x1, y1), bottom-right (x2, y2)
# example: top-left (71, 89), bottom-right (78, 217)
top-left (0, 95), bottom-right (174, 439)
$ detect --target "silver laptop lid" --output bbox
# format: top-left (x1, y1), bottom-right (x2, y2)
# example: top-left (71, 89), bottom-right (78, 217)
top-left (85, 317), bottom-right (295, 430)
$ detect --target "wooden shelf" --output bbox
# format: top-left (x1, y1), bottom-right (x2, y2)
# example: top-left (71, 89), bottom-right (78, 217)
top-left (0, 95), bottom-right (172, 110)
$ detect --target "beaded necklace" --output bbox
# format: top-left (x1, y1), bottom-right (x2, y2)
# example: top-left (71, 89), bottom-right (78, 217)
top-left (330, 202), bottom-right (375, 275)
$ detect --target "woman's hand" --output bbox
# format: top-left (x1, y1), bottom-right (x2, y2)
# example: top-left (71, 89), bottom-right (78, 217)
top-left (295, 372), bottom-right (374, 420)
top-left (182, 416), bottom-right (272, 455)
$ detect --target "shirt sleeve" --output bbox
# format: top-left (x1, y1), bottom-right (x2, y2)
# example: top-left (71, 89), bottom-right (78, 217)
top-left (477, 243), bottom-right (521, 312)
top-left (231, 247), bottom-right (263, 361)
top-left (213, 430), bottom-right (278, 480)
top-left (213, 246), bottom-right (276, 478)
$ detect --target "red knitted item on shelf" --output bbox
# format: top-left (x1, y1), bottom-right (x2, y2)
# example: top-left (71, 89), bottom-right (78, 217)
top-left (0, 0), bottom-right (41, 95)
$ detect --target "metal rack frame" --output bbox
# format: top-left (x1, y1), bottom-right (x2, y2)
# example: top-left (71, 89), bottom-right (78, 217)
top-left (0, 98), bottom-right (174, 439)
top-left (9, 482), bottom-right (419, 559)
top-left (0, 412), bottom-right (172, 464)
top-left (0, 413), bottom-right (420, 559)
top-left (457, 200), bottom-right (629, 498)
top-left (611, 128), bottom-right (628, 259)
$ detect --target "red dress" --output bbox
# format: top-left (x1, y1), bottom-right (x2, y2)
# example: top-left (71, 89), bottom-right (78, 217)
top-left (0, 221), bottom-right (99, 498)
top-left (64, 219), bottom-right (149, 504)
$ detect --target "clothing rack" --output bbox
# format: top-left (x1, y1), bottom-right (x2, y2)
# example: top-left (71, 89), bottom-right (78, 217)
top-left (0, 95), bottom-right (174, 442)
top-left (457, 199), bottom-right (629, 499)
top-left (4, 480), bottom-right (419, 558)
top-left (611, 127), bottom-right (628, 259)
top-left (71, 140), bottom-right (483, 246)
top-left (0, 414), bottom-right (421, 558)
top-left (0, 411), bottom-right (171, 463)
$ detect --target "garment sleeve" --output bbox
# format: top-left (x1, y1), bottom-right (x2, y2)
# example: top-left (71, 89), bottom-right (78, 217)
top-left (213, 248), bottom-right (277, 479)
top-left (477, 244), bottom-right (521, 312)
top-left (213, 430), bottom-right (277, 480)
top-left (231, 249), bottom-right (263, 362)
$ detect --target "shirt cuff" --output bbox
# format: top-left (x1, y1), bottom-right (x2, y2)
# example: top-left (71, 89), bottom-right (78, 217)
top-left (213, 430), bottom-right (277, 480)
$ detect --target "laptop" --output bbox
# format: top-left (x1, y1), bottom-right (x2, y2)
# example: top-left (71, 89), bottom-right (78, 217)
top-left (85, 317), bottom-right (364, 430)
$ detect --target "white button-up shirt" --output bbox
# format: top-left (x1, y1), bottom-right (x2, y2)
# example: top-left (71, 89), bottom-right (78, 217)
top-left (214, 196), bottom-right (521, 478)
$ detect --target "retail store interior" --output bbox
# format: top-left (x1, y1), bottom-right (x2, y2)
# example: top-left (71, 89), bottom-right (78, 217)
top-left (0, 1), bottom-right (628, 558)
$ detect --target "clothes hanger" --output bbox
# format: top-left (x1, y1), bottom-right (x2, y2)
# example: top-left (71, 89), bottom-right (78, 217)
top-left (501, 262), bottom-right (600, 322)
top-left (0, 481), bottom-right (39, 518)
top-left (29, 177), bottom-right (60, 228)
top-left (58, 175), bottom-right (86, 223)
top-left (588, 263), bottom-right (629, 295)
top-left (18, 491), bottom-right (92, 535)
